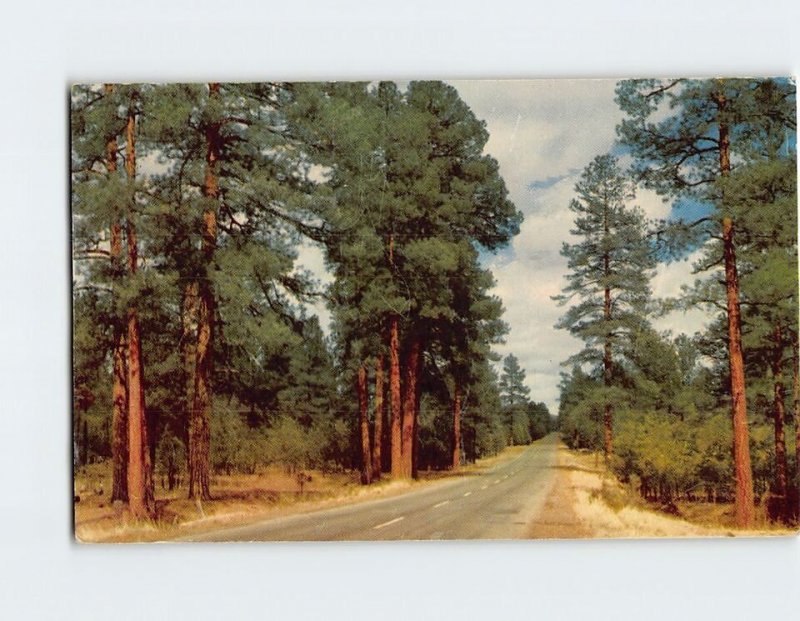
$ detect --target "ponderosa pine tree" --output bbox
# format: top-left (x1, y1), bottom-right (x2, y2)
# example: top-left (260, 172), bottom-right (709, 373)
top-left (121, 87), bottom-right (154, 517)
top-left (443, 256), bottom-right (507, 468)
top-left (142, 82), bottom-right (315, 499)
top-left (554, 154), bottom-right (655, 460)
top-left (498, 354), bottom-right (532, 445)
top-left (292, 81), bottom-right (519, 480)
top-left (73, 80), bottom-right (519, 503)
top-left (616, 77), bottom-right (796, 527)
top-left (417, 243), bottom-right (508, 468)
top-left (395, 81), bottom-right (520, 476)
top-left (727, 154), bottom-right (798, 522)
top-left (71, 84), bottom-right (155, 515)
top-left (499, 354), bottom-right (530, 407)
top-left (72, 84), bottom-right (130, 502)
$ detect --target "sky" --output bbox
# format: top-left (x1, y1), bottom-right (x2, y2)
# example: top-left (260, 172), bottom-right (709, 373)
top-left (298, 79), bottom-right (711, 414)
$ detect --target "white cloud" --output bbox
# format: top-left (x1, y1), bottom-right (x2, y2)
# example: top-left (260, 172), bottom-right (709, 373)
top-left (451, 79), bottom-right (711, 414)
top-left (294, 240), bottom-right (333, 332)
top-left (450, 79), bottom-right (622, 210)
top-left (650, 248), bottom-right (715, 338)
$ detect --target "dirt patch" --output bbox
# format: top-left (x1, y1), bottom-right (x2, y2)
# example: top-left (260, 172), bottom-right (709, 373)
top-left (529, 445), bottom-right (727, 539)
top-left (528, 462), bottom-right (592, 539)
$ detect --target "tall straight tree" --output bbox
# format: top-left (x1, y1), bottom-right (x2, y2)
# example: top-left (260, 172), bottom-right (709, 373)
top-left (105, 86), bottom-right (130, 504)
top-left (394, 81), bottom-right (520, 476)
top-left (498, 353), bottom-right (532, 445)
top-left (122, 88), bottom-right (154, 517)
top-left (554, 154), bottom-right (655, 459)
top-left (71, 84), bottom-right (156, 513)
top-left (372, 354), bottom-right (385, 479)
top-left (143, 82), bottom-right (314, 499)
top-left (442, 255), bottom-right (507, 468)
top-left (727, 154), bottom-right (798, 521)
top-left (616, 77), bottom-right (796, 527)
top-left (186, 81), bottom-right (221, 501)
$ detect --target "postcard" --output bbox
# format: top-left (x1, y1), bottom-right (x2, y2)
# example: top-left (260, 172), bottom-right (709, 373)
top-left (71, 78), bottom-right (798, 542)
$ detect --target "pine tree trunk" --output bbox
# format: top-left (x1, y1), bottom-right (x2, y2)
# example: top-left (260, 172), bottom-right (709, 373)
top-left (400, 335), bottom-right (421, 479)
top-left (716, 92), bottom-right (755, 528)
top-left (602, 231), bottom-right (613, 460)
top-left (389, 317), bottom-right (403, 477)
top-left (372, 354), bottom-right (384, 480)
top-left (188, 83), bottom-right (220, 501)
top-left (771, 323), bottom-right (788, 519)
top-left (388, 233), bottom-right (403, 478)
top-left (182, 281), bottom-right (199, 447)
top-left (105, 85), bottom-right (129, 503)
top-left (189, 284), bottom-right (213, 500)
top-left (111, 327), bottom-right (128, 502)
top-left (412, 350), bottom-right (422, 479)
top-left (358, 363), bottom-right (372, 485)
top-left (123, 100), bottom-right (154, 518)
top-left (126, 309), bottom-right (153, 516)
top-left (452, 383), bottom-right (462, 469)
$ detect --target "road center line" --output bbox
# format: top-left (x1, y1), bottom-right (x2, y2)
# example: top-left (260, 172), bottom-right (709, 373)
top-left (493, 479), bottom-right (500, 484)
top-left (463, 492), bottom-right (472, 497)
top-left (373, 516), bottom-right (405, 530)
top-left (481, 485), bottom-right (488, 490)
top-left (433, 500), bottom-right (450, 508)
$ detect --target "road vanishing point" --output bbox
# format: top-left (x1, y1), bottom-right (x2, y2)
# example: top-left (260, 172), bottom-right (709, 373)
top-left (182, 434), bottom-right (560, 542)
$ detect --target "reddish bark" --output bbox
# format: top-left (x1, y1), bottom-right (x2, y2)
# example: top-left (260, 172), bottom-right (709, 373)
top-left (111, 330), bottom-right (128, 503)
top-left (716, 90), bottom-right (755, 528)
top-left (452, 383), bottom-right (462, 469)
top-left (722, 215), bottom-right (754, 528)
top-left (400, 336), bottom-right (421, 479)
top-left (372, 355), bottom-right (385, 480)
top-left (104, 88), bottom-right (129, 503)
top-left (412, 349), bottom-right (422, 479)
top-left (188, 83), bottom-right (220, 501)
top-left (123, 100), bottom-right (154, 518)
top-left (358, 364), bottom-right (372, 485)
top-left (388, 234), bottom-right (403, 478)
top-left (182, 281), bottom-right (199, 439)
top-left (389, 317), bottom-right (403, 477)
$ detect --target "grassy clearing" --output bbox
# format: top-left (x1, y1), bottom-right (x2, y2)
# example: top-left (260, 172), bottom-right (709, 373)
top-left (74, 444), bottom-right (526, 543)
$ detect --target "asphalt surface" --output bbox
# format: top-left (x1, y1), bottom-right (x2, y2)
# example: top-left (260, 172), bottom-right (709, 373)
top-left (183, 433), bottom-right (560, 542)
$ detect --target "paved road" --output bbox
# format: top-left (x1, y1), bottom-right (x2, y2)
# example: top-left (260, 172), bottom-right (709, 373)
top-left (183, 434), bottom-right (560, 542)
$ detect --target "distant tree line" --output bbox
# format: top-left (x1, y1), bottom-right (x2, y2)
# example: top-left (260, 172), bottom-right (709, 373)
top-left (71, 81), bottom-right (551, 518)
top-left (556, 78), bottom-right (798, 526)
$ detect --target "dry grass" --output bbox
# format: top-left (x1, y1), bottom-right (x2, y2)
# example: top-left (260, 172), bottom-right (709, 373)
top-left (561, 448), bottom-right (796, 539)
top-left (74, 445), bottom-right (526, 543)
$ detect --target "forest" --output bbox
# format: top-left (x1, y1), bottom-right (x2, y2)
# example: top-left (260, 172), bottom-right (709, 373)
top-left (556, 78), bottom-right (798, 527)
top-left (71, 81), bottom-right (553, 520)
top-left (72, 78), bottom-right (797, 533)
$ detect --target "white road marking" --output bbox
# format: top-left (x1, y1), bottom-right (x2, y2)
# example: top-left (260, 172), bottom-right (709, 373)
top-left (373, 516), bottom-right (405, 530)
top-left (433, 500), bottom-right (450, 508)
top-left (493, 479), bottom-right (500, 484)
top-left (463, 492), bottom-right (472, 497)
top-left (480, 485), bottom-right (488, 490)
top-left (502, 475), bottom-right (508, 480)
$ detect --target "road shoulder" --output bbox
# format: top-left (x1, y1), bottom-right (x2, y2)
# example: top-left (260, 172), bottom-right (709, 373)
top-left (528, 444), bottom-right (721, 539)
